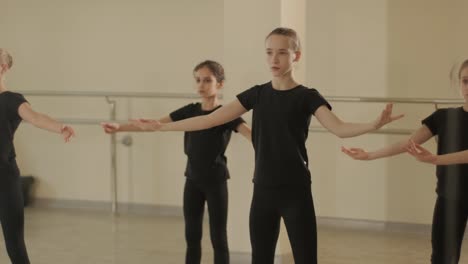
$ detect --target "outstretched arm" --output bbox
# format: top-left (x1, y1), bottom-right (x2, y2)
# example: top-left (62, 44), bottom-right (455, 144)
top-left (315, 103), bottom-right (404, 138)
top-left (131, 99), bottom-right (248, 132)
top-left (18, 102), bottom-right (75, 142)
top-left (407, 141), bottom-right (468, 165)
top-left (342, 125), bottom-right (433, 161)
top-left (102, 116), bottom-right (172, 133)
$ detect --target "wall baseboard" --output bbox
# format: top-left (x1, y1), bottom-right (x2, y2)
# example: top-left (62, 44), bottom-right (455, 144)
top-left (31, 198), bottom-right (434, 234)
top-left (31, 198), bottom-right (183, 216)
top-left (317, 216), bottom-right (433, 234)
top-left (230, 251), bottom-right (293, 264)
top-left (31, 199), bottom-right (438, 234)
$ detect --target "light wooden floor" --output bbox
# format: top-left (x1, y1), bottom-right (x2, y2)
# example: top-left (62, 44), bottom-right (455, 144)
top-left (0, 208), bottom-right (466, 263)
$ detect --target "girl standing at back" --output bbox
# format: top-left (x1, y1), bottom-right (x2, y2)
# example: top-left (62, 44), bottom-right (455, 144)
top-left (131, 28), bottom-right (402, 264)
top-left (0, 48), bottom-right (75, 264)
top-left (102, 60), bottom-right (251, 264)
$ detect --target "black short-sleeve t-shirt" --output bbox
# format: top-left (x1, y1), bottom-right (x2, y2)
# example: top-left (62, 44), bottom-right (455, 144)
top-left (170, 103), bottom-right (245, 183)
top-left (236, 82), bottom-right (331, 187)
top-left (422, 107), bottom-right (468, 200)
top-left (0, 91), bottom-right (27, 169)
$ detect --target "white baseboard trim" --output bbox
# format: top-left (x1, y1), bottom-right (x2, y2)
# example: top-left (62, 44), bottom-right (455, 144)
top-left (317, 216), bottom-right (432, 234)
top-left (31, 198), bottom-right (183, 216)
top-left (31, 198), bottom-right (431, 231)
top-left (32, 198), bottom-right (465, 238)
top-left (230, 251), bottom-right (293, 264)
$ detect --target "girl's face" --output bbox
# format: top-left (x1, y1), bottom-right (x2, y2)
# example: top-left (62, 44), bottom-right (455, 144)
top-left (460, 67), bottom-right (468, 102)
top-left (265, 34), bottom-right (300, 78)
top-left (193, 67), bottom-right (222, 98)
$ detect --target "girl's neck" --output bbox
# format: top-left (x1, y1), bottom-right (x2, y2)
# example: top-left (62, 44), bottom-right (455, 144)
top-left (271, 72), bottom-right (299, 91)
top-left (0, 79), bottom-right (7, 93)
top-left (201, 96), bottom-right (220, 111)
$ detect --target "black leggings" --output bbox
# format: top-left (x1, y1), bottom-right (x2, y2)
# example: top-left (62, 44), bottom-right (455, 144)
top-left (0, 165), bottom-right (30, 264)
top-left (183, 179), bottom-right (229, 264)
top-left (250, 184), bottom-right (317, 264)
top-left (431, 196), bottom-right (468, 264)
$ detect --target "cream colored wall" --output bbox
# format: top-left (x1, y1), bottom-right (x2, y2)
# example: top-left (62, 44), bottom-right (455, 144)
top-left (306, 0), bottom-right (468, 224)
top-left (3, 0), bottom-right (224, 204)
top-left (307, 0), bottom-right (391, 223)
top-left (281, 0), bottom-right (307, 83)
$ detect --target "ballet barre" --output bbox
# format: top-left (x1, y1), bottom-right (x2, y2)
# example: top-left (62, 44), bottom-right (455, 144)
top-left (18, 90), bottom-right (208, 215)
top-left (16, 90), bottom-right (464, 214)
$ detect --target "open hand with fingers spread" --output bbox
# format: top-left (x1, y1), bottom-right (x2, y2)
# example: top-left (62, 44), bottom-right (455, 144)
top-left (101, 122), bottom-right (120, 134)
top-left (61, 125), bottom-right (75, 143)
top-left (130, 118), bottom-right (163, 131)
top-left (406, 140), bottom-right (437, 164)
top-left (373, 103), bottom-right (405, 129)
top-left (341, 146), bottom-right (371, 160)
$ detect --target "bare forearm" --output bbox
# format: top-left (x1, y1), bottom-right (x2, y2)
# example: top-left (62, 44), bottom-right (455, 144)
top-left (245, 133), bottom-right (252, 142)
top-left (119, 116), bottom-right (172, 132)
top-left (434, 150), bottom-right (468, 165)
top-left (161, 115), bottom-right (217, 131)
top-left (29, 113), bottom-right (63, 133)
top-left (118, 123), bottom-right (144, 132)
top-left (335, 122), bottom-right (376, 138)
top-left (367, 140), bottom-right (409, 160)
top-left (369, 126), bottom-right (434, 160)
top-left (161, 101), bottom-right (246, 132)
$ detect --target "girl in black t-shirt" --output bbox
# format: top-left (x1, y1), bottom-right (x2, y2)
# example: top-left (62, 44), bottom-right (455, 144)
top-left (0, 48), bottom-right (75, 264)
top-left (342, 59), bottom-right (468, 264)
top-left (102, 60), bottom-right (251, 264)
top-left (130, 28), bottom-right (402, 264)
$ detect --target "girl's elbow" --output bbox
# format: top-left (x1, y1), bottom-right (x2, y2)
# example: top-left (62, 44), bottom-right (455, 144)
top-left (328, 122), bottom-right (346, 138)
top-left (27, 114), bottom-right (41, 127)
top-left (337, 134), bottom-right (348, 139)
top-left (330, 128), bottom-right (346, 138)
top-left (32, 113), bottom-right (50, 128)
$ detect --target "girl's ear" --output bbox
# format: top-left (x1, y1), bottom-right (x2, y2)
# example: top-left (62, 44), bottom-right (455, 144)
top-left (217, 80), bottom-right (224, 89)
top-left (293, 51), bottom-right (302, 62)
top-left (0, 64), bottom-right (8, 75)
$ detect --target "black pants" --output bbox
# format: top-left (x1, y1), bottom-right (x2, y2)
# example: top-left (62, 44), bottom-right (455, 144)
top-left (183, 179), bottom-right (229, 264)
top-left (250, 184), bottom-right (317, 264)
top-left (431, 196), bottom-right (468, 264)
top-left (0, 164), bottom-right (30, 264)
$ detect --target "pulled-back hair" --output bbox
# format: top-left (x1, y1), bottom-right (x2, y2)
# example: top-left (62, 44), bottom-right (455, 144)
top-left (266, 27), bottom-right (301, 52)
top-left (193, 60), bottom-right (225, 83)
